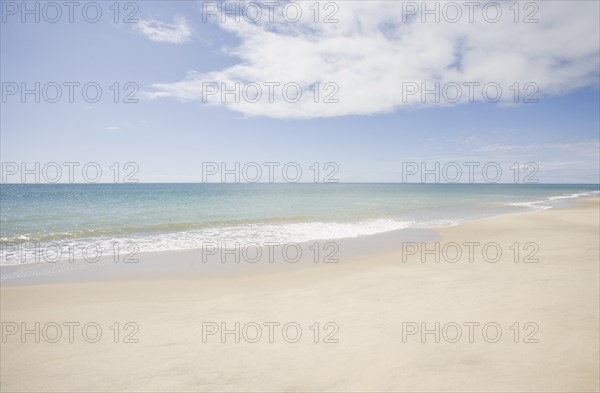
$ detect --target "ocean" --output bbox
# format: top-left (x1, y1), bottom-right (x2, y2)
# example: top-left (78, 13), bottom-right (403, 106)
top-left (1, 183), bottom-right (598, 265)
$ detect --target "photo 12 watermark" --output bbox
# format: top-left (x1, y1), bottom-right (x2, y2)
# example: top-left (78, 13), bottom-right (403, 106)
top-left (399, 1), bottom-right (540, 24)
top-left (195, 81), bottom-right (339, 104)
top-left (200, 1), bottom-right (340, 24)
top-left (1, 162), bottom-right (140, 183)
top-left (0, 241), bottom-right (140, 266)
top-left (1, 1), bottom-right (140, 24)
top-left (400, 241), bottom-right (540, 264)
top-left (201, 321), bottom-right (340, 343)
top-left (402, 321), bottom-right (540, 343)
top-left (401, 81), bottom-right (539, 104)
top-left (200, 241), bottom-right (340, 265)
top-left (2, 321), bottom-right (140, 344)
top-left (201, 161), bottom-right (340, 183)
top-left (400, 162), bottom-right (540, 183)
top-left (2, 82), bottom-right (140, 104)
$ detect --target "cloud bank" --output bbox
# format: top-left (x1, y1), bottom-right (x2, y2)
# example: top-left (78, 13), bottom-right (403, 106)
top-left (145, 1), bottom-right (600, 118)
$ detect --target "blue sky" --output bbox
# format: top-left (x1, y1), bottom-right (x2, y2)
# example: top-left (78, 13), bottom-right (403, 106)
top-left (1, 1), bottom-right (599, 183)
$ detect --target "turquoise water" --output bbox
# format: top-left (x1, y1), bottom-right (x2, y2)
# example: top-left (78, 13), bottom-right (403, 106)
top-left (1, 183), bottom-right (598, 264)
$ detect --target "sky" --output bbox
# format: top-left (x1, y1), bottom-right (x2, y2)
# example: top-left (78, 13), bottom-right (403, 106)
top-left (1, 0), bottom-right (599, 183)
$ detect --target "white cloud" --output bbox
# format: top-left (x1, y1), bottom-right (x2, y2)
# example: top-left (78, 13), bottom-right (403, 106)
top-left (473, 140), bottom-right (600, 182)
top-left (135, 15), bottom-right (192, 44)
top-left (476, 141), bottom-right (600, 155)
top-left (106, 126), bottom-right (122, 131)
top-left (145, 1), bottom-right (599, 118)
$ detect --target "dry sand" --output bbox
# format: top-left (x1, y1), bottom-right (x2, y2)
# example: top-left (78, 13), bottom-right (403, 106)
top-left (1, 198), bottom-right (598, 392)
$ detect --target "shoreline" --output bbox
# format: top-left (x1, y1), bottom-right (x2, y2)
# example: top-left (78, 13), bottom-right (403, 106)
top-left (0, 227), bottom-right (439, 286)
top-left (1, 195), bottom-right (596, 286)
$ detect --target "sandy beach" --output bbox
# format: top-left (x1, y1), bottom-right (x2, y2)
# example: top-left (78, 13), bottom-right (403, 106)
top-left (1, 198), bottom-right (598, 392)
